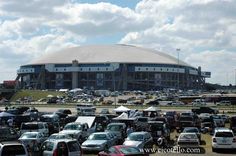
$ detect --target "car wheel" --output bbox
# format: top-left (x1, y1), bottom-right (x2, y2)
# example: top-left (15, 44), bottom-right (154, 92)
top-left (104, 145), bottom-right (108, 151)
top-left (212, 147), bottom-right (216, 152)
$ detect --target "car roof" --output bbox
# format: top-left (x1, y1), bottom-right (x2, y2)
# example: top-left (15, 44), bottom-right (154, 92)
top-left (180, 132), bottom-right (198, 136)
top-left (129, 131), bottom-right (149, 135)
top-left (0, 141), bottom-right (23, 145)
top-left (108, 123), bottom-right (125, 126)
top-left (214, 128), bottom-right (232, 132)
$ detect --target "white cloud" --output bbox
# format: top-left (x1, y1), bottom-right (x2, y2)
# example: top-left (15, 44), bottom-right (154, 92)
top-left (0, 0), bottom-right (235, 85)
top-left (120, 0), bottom-right (236, 85)
top-left (185, 50), bottom-right (236, 85)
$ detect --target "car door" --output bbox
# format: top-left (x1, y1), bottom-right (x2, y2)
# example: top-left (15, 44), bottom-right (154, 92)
top-left (67, 141), bottom-right (82, 156)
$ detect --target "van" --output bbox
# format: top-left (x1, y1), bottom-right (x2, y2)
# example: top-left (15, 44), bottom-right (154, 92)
top-left (20, 122), bottom-right (49, 137)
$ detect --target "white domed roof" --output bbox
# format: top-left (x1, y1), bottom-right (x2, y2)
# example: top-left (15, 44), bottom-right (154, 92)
top-left (29, 44), bottom-right (189, 66)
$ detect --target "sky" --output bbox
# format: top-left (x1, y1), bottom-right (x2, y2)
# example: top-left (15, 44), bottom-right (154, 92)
top-left (0, 0), bottom-right (236, 85)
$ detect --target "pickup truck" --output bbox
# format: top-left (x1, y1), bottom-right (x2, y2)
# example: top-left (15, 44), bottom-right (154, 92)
top-left (192, 107), bottom-right (218, 115)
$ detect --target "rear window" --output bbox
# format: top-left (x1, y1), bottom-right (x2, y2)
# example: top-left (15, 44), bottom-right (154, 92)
top-left (215, 132), bottom-right (234, 137)
top-left (21, 124), bottom-right (39, 130)
top-left (2, 145), bottom-right (26, 155)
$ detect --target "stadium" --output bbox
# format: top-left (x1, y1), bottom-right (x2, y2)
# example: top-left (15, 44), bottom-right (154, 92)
top-left (16, 44), bottom-right (211, 91)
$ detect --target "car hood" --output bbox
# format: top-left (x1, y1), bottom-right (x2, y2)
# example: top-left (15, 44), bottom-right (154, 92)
top-left (123, 140), bottom-right (143, 147)
top-left (82, 140), bottom-right (107, 146)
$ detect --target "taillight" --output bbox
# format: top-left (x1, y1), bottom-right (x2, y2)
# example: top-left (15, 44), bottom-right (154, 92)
top-left (53, 149), bottom-right (58, 156)
top-left (233, 138), bottom-right (236, 143)
top-left (213, 138), bottom-right (217, 142)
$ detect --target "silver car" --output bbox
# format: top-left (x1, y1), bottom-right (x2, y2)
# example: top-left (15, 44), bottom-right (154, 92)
top-left (81, 132), bottom-right (117, 152)
top-left (177, 132), bottom-right (200, 147)
top-left (123, 131), bottom-right (153, 149)
top-left (19, 132), bottom-right (47, 147)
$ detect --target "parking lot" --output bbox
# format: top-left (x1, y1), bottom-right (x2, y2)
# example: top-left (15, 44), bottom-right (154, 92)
top-left (1, 103), bottom-right (236, 155)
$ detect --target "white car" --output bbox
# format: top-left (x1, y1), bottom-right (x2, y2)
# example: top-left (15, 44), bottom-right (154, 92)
top-left (19, 132), bottom-right (47, 147)
top-left (0, 141), bottom-right (28, 156)
top-left (177, 133), bottom-right (200, 147)
top-left (212, 128), bottom-right (236, 152)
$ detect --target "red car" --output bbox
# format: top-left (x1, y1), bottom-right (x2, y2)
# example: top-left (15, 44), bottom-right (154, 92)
top-left (98, 145), bottom-right (149, 156)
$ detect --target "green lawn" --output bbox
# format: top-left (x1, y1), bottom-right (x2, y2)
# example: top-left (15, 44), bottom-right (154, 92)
top-left (10, 89), bottom-right (66, 101)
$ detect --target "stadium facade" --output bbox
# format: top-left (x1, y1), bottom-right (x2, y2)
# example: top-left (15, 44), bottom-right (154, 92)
top-left (16, 45), bottom-right (211, 91)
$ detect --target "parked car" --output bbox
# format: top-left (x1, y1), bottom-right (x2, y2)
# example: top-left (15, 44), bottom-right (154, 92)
top-left (177, 133), bottom-right (200, 147)
top-left (216, 101), bottom-right (231, 106)
top-left (0, 127), bottom-right (19, 142)
top-left (98, 145), bottom-right (148, 156)
top-left (81, 132), bottom-right (117, 152)
top-left (106, 123), bottom-right (127, 144)
top-left (123, 132), bottom-right (153, 149)
top-left (182, 127), bottom-right (201, 141)
top-left (230, 116), bottom-right (236, 133)
top-left (19, 132), bottom-right (47, 148)
top-left (40, 139), bottom-right (82, 156)
top-left (40, 114), bottom-right (60, 135)
top-left (0, 141), bottom-right (29, 156)
top-left (148, 121), bottom-right (170, 142)
top-left (20, 122), bottom-right (49, 137)
top-left (60, 122), bottom-right (90, 143)
top-left (201, 122), bottom-right (214, 133)
top-left (210, 115), bottom-right (225, 127)
top-left (212, 128), bottom-right (236, 152)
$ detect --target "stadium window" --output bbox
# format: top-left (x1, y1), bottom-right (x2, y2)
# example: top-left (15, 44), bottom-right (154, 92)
top-left (167, 69), bottom-right (169, 71)
top-left (138, 68), bottom-right (140, 71)
top-left (160, 68), bottom-right (162, 71)
top-left (64, 68), bottom-right (66, 71)
top-left (106, 68), bottom-right (108, 71)
top-left (97, 68), bottom-right (100, 71)
top-left (146, 68), bottom-right (148, 71)
top-left (89, 68), bottom-right (91, 71)
top-left (56, 69), bottom-right (58, 71)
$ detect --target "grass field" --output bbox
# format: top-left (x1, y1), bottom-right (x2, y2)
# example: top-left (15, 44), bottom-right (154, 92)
top-left (10, 89), bottom-right (66, 101)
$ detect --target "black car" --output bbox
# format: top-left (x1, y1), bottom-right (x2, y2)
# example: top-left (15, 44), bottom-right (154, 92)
top-left (0, 127), bottom-right (19, 142)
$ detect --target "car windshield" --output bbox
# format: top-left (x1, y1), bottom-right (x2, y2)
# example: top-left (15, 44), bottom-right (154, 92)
top-left (64, 124), bottom-right (82, 130)
top-left (215, 132), bottom-right (233, 137)
top-left (49, 134), bottom-right (71, 140)
top-left (120, 146), bottom-right (141, 154)
top-left (180, 134), bottom-right (198, 140)
top-left (128, 134), bottom-right (144, 141)
top-left (88, 134), bottom-right (108, 140)
top-left (21, 133), bottom-right (37, 139)
top-left (184, 128), bottom-right (199, 133)
top-left (107, 125), bottom-right (122, 131)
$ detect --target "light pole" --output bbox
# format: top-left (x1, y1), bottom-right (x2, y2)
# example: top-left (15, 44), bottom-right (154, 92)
top-left (176, 48), bottom-right (180, 91)
top-left (111, 63), bottom-right (117, 108)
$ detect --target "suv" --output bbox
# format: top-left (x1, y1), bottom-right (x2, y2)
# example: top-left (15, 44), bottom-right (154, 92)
top-left (20, 122), bottom-right (49, 137)
top-left (41, 139), bottom-right (82, 156)
top-left (0, 141), bottom-right (28, 156)
top-left (212, 128), bottom-right (236, 152)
